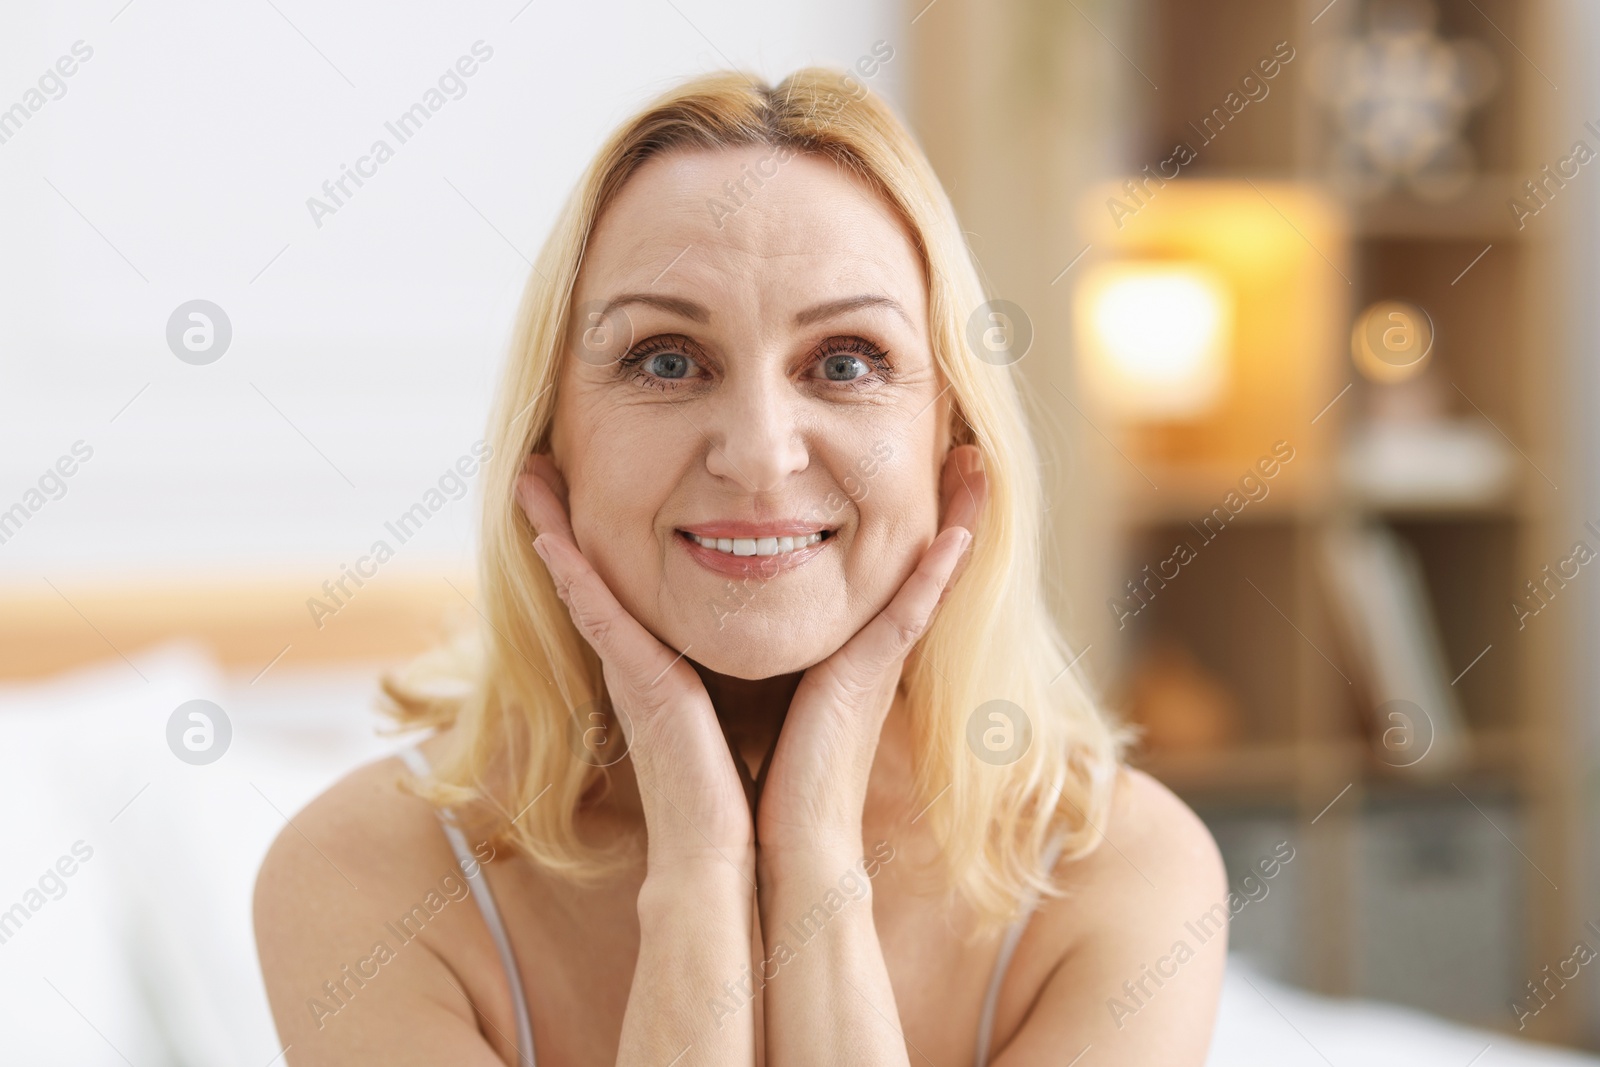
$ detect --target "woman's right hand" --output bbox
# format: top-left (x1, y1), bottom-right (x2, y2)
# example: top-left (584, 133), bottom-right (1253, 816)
top-left (520, 453), bottom-right (759, 1066)
top-left (515, 453), bottom-right (754, 874)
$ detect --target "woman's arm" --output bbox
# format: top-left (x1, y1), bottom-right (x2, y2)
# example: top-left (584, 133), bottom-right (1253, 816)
top-left (754, 446), bottom-right (982, 1066)
top-left (625, 859), bottom-right (759, 1063)
top-left (523, 455), bottom-right (759, 1066)
top-left (755, 842), bottom-right (908, 1067)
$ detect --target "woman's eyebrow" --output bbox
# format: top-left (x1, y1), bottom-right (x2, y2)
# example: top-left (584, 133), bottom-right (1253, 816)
top-left (600, 292), bottom-right (709, 323)
top-left (794, 294), bottom-right (913, 330)
top-left (597, 292), bottom-right (913, 330)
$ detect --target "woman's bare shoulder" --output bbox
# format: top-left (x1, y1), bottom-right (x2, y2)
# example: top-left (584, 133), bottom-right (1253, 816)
top-left (253, 736), bottom-right (455, 904)
top-left (252, 734), bottom-right (511, 1064)
top-left (1051, 764), bottom-right (1227, 919)
top-left (1101, 765), bottom-right (1224, 880)
top-left (1004, 764), bottom-right (1227, 976)
top-left (990, 766), bottom-right (1229, 1063)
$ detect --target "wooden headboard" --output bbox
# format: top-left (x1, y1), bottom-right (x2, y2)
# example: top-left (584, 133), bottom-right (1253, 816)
top-left (0, 574), bottom-right (477, 682)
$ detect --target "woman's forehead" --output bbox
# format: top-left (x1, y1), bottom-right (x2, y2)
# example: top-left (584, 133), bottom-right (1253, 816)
top-left (577, 146), bottom-right (927, 323)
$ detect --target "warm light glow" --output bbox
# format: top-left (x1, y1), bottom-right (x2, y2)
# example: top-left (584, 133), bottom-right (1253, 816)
top-left (1076, 261), bottom-right (1232, 419)
top-left (1351, 299), bottom-right (1434, 382)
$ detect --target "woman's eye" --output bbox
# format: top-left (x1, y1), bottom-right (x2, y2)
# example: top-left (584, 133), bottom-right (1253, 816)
top-left (813, 339), bottom-right (892, 387)
top-left (821, 353), bottom-right (870, 381)
top-left (642, 351), bottom-right (694, 379)
top-left (619, 336), bottom-right (890, 391)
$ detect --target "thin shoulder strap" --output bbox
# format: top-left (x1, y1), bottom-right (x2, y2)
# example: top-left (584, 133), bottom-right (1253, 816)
top-left (973, 829), bottom-right (1072, 1067)
top-left (398, 743), bottom-right (537, 1067)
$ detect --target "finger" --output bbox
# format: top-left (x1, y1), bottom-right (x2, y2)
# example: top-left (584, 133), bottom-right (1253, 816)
top-left (532, 532), bottom-right (691, 702)
top-left (938, 444), bottom-right (986, 598)
top-left (528, 451), bottom-right (570, 507)
top-left (837, 525), bottom-right (972, 680)
top-left (516, 453), bottom-right (575, 542)
top-left (939, 444), bottom-right (986, 539)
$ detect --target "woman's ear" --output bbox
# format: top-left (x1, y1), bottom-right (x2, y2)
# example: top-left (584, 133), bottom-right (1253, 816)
top-left (938, 444), bottom-right (986, 535)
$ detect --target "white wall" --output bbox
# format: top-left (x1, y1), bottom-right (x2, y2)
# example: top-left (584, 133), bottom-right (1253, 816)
top-left (0, 0), bottom-right (904, 582)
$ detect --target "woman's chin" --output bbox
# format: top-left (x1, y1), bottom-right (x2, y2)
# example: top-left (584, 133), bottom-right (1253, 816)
top-left (684, 625), bottom-right (837, 680)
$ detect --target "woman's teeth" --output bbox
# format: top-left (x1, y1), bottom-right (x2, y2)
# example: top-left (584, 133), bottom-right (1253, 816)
top-left (687, 531), bottom-right (827, 557)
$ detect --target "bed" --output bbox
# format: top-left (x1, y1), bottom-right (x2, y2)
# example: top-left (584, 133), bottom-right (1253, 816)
top-left (0, 635), bottom-right (1594, 1065)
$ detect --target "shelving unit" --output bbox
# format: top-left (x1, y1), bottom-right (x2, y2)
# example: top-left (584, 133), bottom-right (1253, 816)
top-left (1107, 0), bottom-right (1583, 1043)
top-left (906, 0), bottom-right (1583, 1044)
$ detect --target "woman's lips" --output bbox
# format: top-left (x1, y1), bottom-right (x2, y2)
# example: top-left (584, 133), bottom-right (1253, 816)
top-left (674, 528), bottom-right (833, 578)
top-left (685, 530), bottom-right (826, 555)
top-left (676, 520), bottom-right (831, 539)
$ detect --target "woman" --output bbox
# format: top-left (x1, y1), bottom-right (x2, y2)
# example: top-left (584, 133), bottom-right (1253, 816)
top-left (255, 67), bottom-right (1228, 1066)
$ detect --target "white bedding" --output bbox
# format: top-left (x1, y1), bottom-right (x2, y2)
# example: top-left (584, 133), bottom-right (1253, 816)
top-left (0, 644), bottom-right (1593, 1066)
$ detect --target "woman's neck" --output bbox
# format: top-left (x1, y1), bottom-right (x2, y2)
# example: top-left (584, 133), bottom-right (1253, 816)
top-left (691, 661), bottom-right (802, 783)
top-left (586, 662), bottom-right (803, 832)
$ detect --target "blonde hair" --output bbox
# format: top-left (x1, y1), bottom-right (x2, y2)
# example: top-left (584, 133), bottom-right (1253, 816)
top-left (381, 66), bottom-right (1131, 933)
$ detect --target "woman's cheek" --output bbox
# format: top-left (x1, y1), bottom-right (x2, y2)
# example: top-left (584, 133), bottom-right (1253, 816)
top-left (569, 462), bottom-right (655, 602)
top-left (852, 458), bottom-right (939, 605)
top-left (841, 471), bottom-right (870, 504)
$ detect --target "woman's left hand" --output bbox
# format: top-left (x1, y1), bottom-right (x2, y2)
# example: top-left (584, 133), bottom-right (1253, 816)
top-left (755, 444), bottom-right (988, 862)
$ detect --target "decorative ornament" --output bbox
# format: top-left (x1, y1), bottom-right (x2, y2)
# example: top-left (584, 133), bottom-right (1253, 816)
top-left (1309, 0), bottom-right (1499, 200)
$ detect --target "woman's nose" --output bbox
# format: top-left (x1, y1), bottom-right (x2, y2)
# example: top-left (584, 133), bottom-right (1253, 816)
top-left (699, 374), bottom-right (809, 494)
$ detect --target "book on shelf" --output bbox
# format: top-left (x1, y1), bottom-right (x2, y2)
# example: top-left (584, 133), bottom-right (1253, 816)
top-left (1317, 522), bottom-right (1470, 775)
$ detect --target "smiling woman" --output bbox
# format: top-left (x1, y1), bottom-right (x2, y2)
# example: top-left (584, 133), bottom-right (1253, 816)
top-left (253, 66), bottom-right (1228, 1067)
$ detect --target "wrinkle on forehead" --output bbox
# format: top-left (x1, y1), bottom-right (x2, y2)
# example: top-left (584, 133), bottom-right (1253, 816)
top-left (578, 147), bottom-right (928, 331)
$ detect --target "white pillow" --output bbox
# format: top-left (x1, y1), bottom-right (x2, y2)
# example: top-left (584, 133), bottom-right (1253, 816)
top-left (0, 642), bottom-right (415, 1066)
top-left (0, 641), bottom-right (224, 1066)
top-left (108, 653), bottom-right (415, 1066)
top-left (1208, 954), bottom-right (1600, 1066)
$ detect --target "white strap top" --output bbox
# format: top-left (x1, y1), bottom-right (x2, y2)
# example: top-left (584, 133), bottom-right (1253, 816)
top-left (397, 744), bottom-right (536, 1065)
top-left (399, 742), bottom-right (1067, 1067)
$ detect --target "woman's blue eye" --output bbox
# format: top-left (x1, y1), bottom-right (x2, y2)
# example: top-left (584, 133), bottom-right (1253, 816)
top-left (644, 352), bottom-right (692, 379)
top-left (823, 353), bottom-right (869, 381)
top-left (618, 335), bottom-right (890, 391)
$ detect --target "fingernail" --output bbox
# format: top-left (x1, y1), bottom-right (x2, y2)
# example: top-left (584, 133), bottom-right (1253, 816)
top-left (958, 528), bottom-right (974, 553)
top-left (532, 535), bottom-right (550, 565)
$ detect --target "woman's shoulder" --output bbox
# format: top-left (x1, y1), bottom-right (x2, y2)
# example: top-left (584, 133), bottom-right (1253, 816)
top-left (1102, 764), bottom-right (1224, 879)
top-left (253, 735), bottom-right (457, 903)
top-left (252, 733), bottom-right (517, 1060)
top-left (1033, 764), bottom-right (1228, 954)
top-left (985, 765), bottom-right (1230, 1059)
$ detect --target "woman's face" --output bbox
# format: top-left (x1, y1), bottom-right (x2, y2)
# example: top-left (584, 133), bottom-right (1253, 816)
top-left (548, 145), bottom-right (950, 679)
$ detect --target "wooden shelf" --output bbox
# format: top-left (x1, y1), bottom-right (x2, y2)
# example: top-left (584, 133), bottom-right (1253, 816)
top-left (1135, 726), bottom-right (1525, 802)
top-left (1351, 176), bottom-right (1530, 240)
top-left (1117, 483), bottom-right (1316, 528)
top-left (1345, 494), bottom-right (1523, 521)
top-left (1112, 464), bottom-right (1334, 527)
top-left (1131, 739), bottom-right (1336, 800)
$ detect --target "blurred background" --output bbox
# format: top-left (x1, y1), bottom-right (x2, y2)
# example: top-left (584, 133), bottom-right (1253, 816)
top-left (2, 0), bottom-right (1598, 1063)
